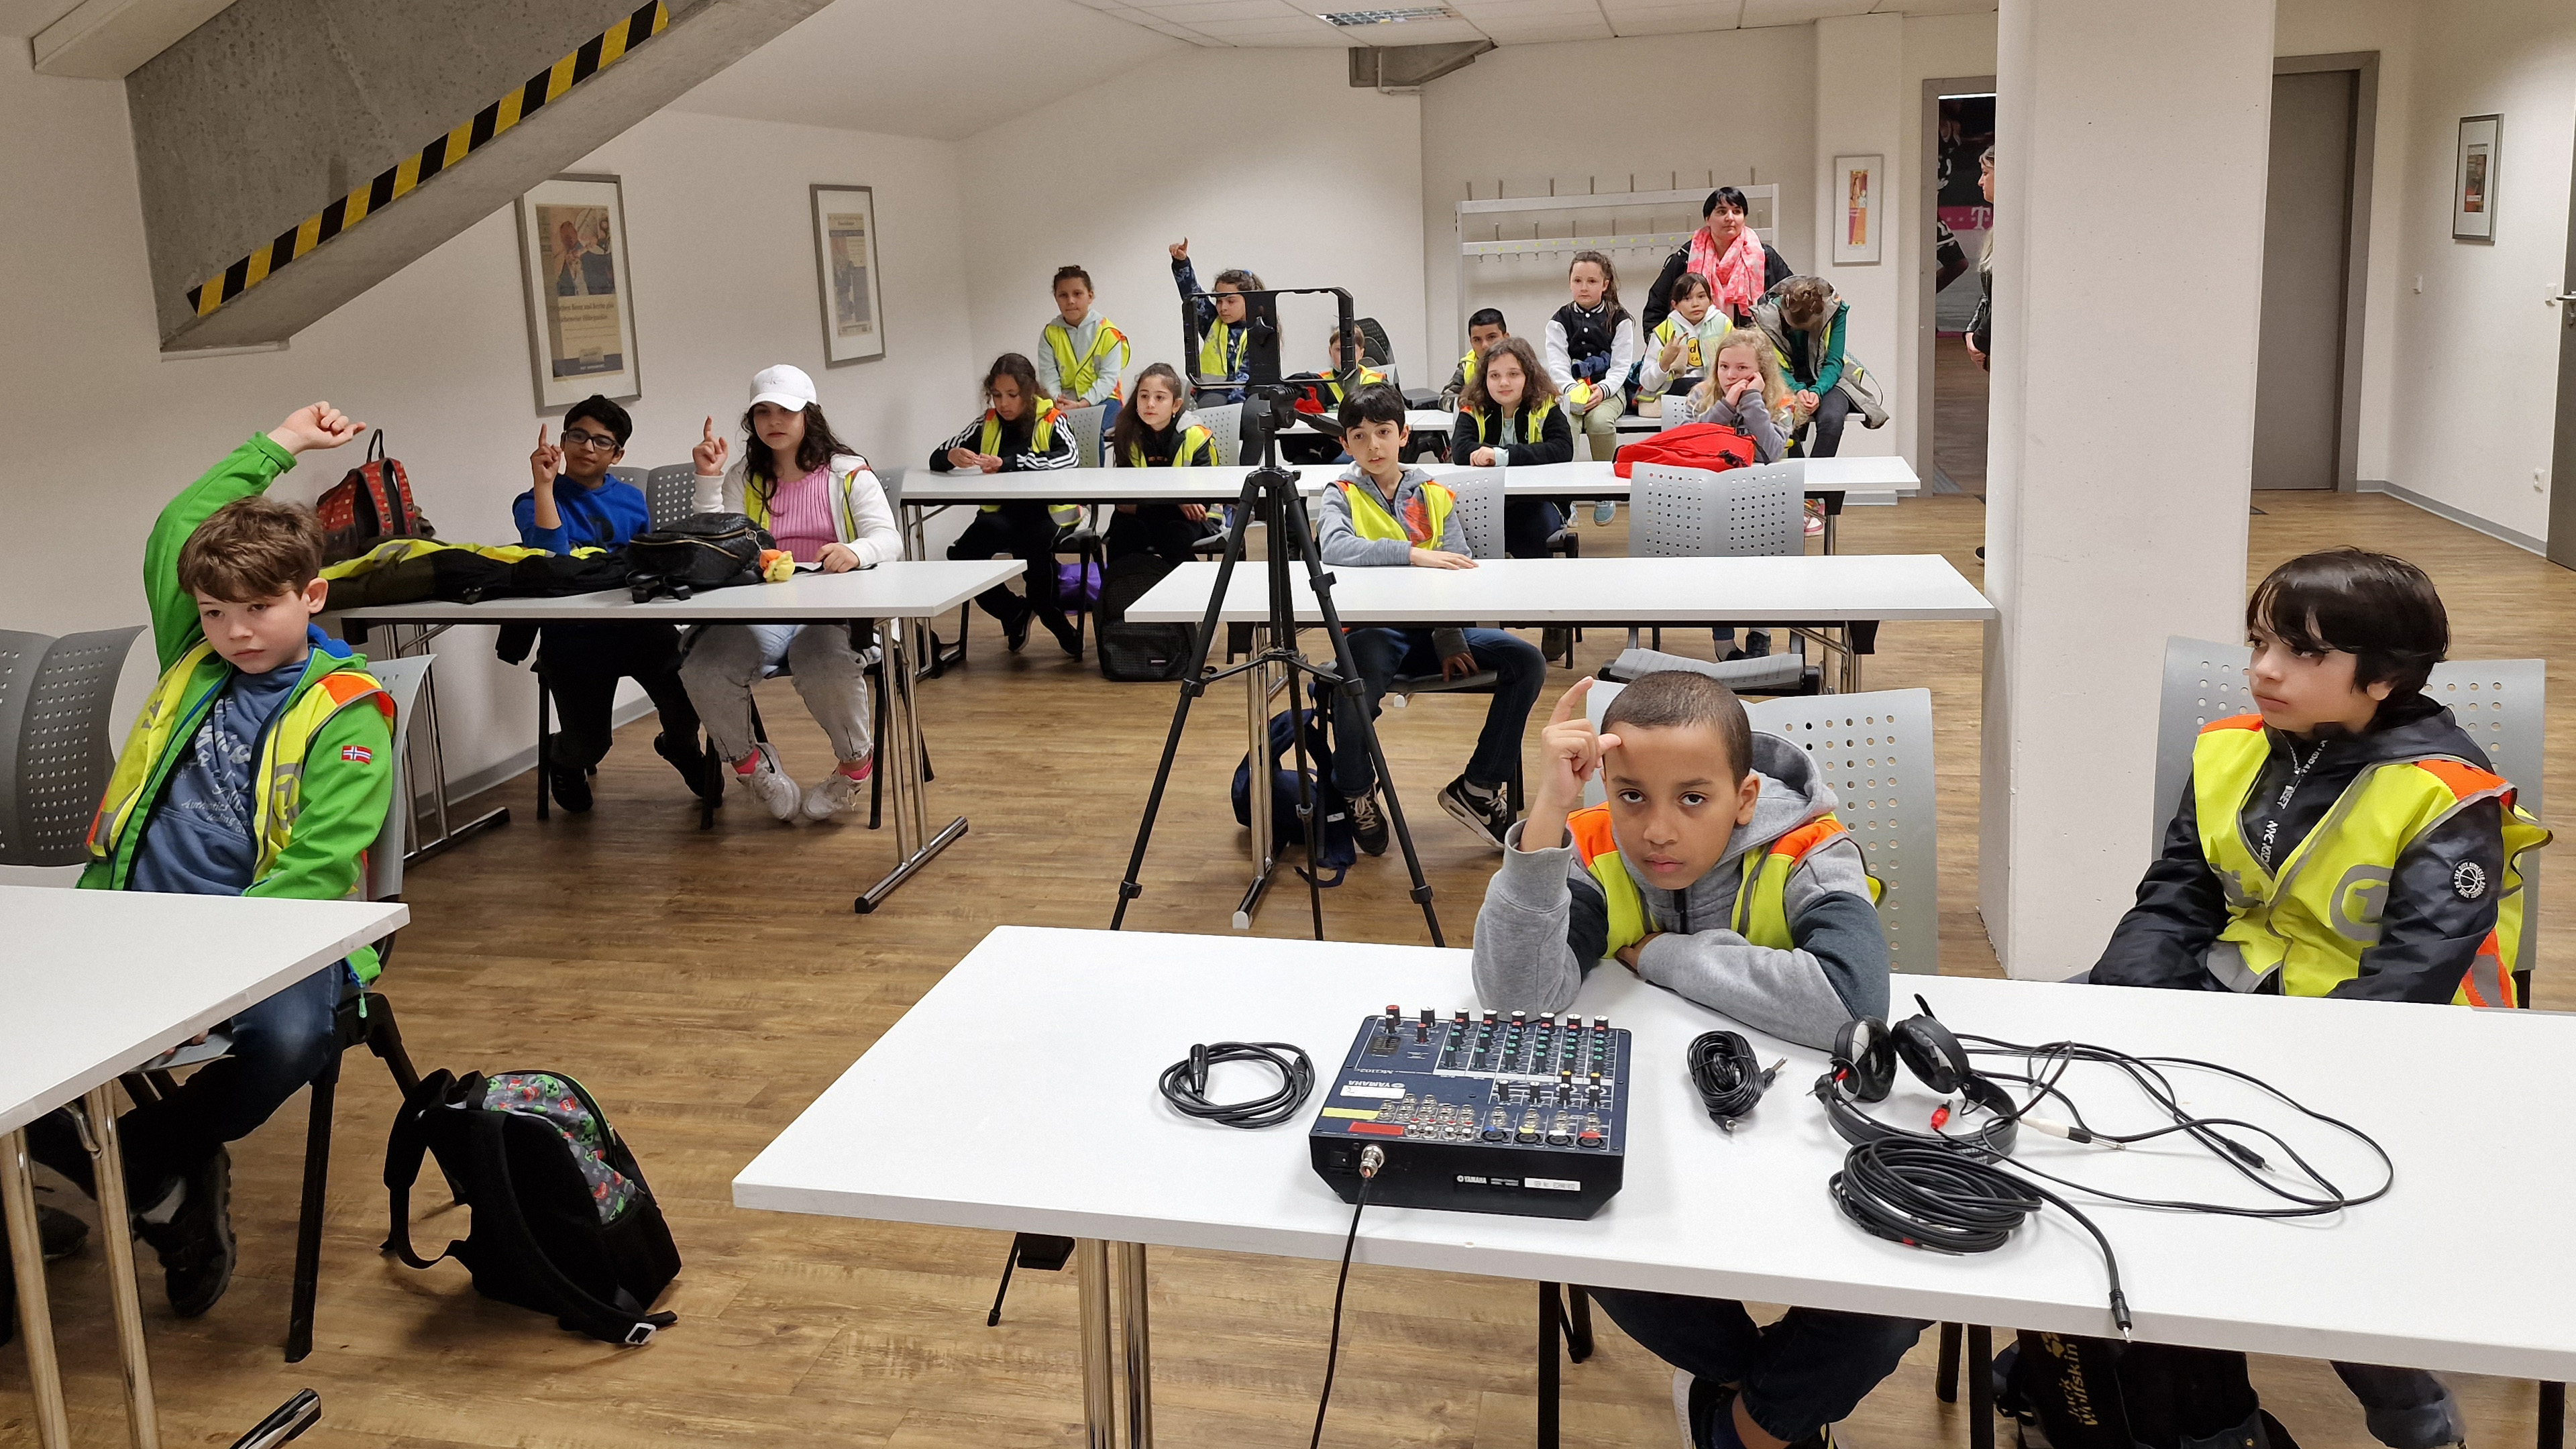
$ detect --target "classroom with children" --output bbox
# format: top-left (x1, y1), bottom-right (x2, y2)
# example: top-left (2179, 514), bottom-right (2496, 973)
top-left (5, 1), bottom-right (2576, 1447)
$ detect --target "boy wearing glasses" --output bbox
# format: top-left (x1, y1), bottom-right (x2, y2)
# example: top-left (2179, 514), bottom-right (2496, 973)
top-left (513, 394), bottom-right (709, 811)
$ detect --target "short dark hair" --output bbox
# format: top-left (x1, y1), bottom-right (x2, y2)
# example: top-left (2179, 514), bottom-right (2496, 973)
top-left (1336, 380), bottom-right (1409, 432)
top-left (1467, 307), bottom-right (1506, 332)
top-left (1214, 266), bottom-right (1263, 292)
top-left (1053, 264), bottom-right (1093, 292)
top-left (1601, 671), bottom-right (1754, 784)
top-left (179, 495), bottom-right (324, 602)
top-left (2247, 549), bottom-right (2449, 699)
top-left (1668, 272), bottom-right (1713, 307)
top-left (1705, 186), bottom-right (1750, 218)
top-left (564, 394), bottom-right (633, 447)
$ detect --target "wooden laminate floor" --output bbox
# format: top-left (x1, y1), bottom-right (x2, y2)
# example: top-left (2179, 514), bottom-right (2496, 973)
top-left (6, 490), bottom-right (2567, 1449)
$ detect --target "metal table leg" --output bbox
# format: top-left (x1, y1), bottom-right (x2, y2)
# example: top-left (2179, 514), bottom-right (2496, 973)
top-left (1075, 1240), bottom-right (1116, 1449)
top-left (3, 1128), bottom-right (72, 1449)
top-left (384, 623), bottom-right (508, 865)
top-left (855, 616), bottom-right (969, 913)
top-left (1233, 653), bottom-right (1277, 930)
top-left (78, 1089), bottom-right (161, 1449)
top-left (1118, 1242), bottom-right (1155, 1449)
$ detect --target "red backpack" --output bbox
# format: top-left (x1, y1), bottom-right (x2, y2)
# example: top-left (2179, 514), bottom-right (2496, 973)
top-left (316, 433), bottom-right (434, 562)
top-left (1612, 421), bottom-right (1759, 478)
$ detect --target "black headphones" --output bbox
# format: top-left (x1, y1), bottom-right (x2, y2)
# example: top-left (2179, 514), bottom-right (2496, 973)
top-left (1811, 1002), bottom-right (2020, 1156)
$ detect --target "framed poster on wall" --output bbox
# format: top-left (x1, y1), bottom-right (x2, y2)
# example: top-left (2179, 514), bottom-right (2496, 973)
top-left (1833, 155), bottom-right (1883, 264)
top-left (2453, 115), bottom-right (2500, 241)
top-left (514, 174), bottom-right (642, 411)
top-left (812, 184), bottom-right (885, 366)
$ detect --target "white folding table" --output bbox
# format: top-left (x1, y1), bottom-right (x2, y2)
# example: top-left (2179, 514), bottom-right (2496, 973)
top-left (735, 926), bottom-right (2576, 1449)
top-left (894, 467), bottom-right (1325, 563)
top-left (337, 560), bottom-right (1018, 912)
top-left (1426, 457), bottom-right (1923, 553)
top-left (1, 886), bottom-right (409, 1449)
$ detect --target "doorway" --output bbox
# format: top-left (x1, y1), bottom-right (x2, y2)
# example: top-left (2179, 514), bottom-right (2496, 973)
top-left (2254, 55), bottom-right (2377, 490)
top-left (1919, 81), bottom-right (1994, 496)
top-left (2544, 107), bottom-right (2576, 568)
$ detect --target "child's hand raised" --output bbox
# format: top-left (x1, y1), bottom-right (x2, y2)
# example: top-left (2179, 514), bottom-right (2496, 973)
top-left (1167, 238), bottom-right (1190, 261)
top-left (1526, 679), bottom-right (1622, 849)
top-left (692, 417), bottom-right (729, 476)
top-left (267, 402), bottom-right (367, 455)
top-left (530, 425), bottom-right (564, 490)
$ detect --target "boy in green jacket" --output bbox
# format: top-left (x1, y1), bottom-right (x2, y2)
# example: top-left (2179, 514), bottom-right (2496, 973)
top-left (32, 402), bottom-right (392, 1319)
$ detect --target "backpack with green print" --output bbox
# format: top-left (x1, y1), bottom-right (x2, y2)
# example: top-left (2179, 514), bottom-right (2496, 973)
top-left (384, 1069), bottom-right (682, 1345)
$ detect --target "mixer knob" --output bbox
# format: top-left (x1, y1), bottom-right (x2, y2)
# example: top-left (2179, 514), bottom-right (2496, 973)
top-left (1578, 1129), bottom-right (1605, 1148)
top-left (1592, 1016), bottom-right (1607, 1030)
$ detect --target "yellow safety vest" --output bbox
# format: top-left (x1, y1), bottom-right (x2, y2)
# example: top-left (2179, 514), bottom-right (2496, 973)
top-left (973, 402), bottom-right (1078, 526)
top-left (1042, 317), bottom-right (1130, 399)
top-left (1458, 349), bottom-right (1481, 394)
top-left (1315, 365), bottom-right (1387, 409)
top-left (1460, 395), bottom-right (1559, 445)
top-left (1336, 476), bottom-right (1454, 547)
top-left (1568, 804), bottom-right (1876, 955)
top-left (88, 641), bottom-right (392, 896)
top-left (1645, 313), bottom-right (1730, 396)
top-left (1126, 422), bottom-right (1215, 470)
top-left (2192, 715), bottom-right (2550, 1005)
top-left (1197, 317), bottom-right (1242, 384)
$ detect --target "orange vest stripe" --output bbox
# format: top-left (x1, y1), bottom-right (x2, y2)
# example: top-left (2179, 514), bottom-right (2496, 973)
top-left (2201, 714), bottom-right (2264, 735)
top-left (1568, 804), bottom-right (1618, 862)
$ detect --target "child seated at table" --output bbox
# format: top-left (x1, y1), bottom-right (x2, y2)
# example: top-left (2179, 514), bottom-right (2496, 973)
top-left (1447, 334), bottom-right (1574, 559)
top-left (512, 393), bottom-right (709, 812)
top-left (28, 402), bottom-right (393, 1321)
top-left (1168, 237), bottom-right (1261, 404)
top-left (2087, 547), bottom-right (2548, 1449)
top-left (1441, 307), bottom-right (1508, 409)
top-left (1472, 669), bottom-right (1915, 1449)
top-left (1316, 382), bottom-right (1543, 852)
top-left (933, 352), bottom-right (1082, 657)
top-left (689, 364), bottom-right (902, 822)
top-left (1637, 272), bottom-right (1730, 411)
top-left (1037, 264), bottom-right (1129, 435)
top-left (1106, 362), bottom-right (1218, 568)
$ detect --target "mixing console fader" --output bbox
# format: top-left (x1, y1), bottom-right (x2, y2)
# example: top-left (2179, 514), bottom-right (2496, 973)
top-left (1308, 1006), bottom-right (1631, 1219)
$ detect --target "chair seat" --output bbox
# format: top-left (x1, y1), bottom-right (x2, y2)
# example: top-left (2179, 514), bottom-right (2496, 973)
top-left (1388, 669), bottom-right (1502, 698)
top-left (1602, 646), bottom-right (1805, 692)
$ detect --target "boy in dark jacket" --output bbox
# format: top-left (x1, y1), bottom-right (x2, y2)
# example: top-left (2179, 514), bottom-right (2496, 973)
top-left (1474, 672), bottom-right (1917, 1449)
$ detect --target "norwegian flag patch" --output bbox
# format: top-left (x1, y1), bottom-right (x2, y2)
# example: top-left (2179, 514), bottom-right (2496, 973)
top-left (341, 745), bottom-right (374, 765)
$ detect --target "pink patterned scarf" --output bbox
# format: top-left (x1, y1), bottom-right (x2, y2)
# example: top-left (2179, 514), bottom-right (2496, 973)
top-left (1688, 224), bottom-right (1768, 317)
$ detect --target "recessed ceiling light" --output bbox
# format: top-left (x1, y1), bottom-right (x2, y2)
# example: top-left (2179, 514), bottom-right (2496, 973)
top-left (1319, 5), bottom-right (1456, 24)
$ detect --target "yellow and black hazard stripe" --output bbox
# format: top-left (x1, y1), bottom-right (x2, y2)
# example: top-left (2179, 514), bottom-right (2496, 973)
top-left (186, 1), bottom-right (668, 319)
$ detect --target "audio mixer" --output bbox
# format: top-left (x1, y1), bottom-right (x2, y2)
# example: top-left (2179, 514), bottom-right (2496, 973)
top-left (1309, 1006), bottom-right (1631, 1219)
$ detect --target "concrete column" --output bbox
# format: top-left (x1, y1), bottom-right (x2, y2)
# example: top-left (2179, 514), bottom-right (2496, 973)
top-left (1812, 12), bottom-right (1904, 459)
top-left (1977, 0), bottom-right (2275, 975)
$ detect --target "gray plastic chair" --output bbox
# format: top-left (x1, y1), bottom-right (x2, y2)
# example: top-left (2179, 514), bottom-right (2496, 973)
top-left (1444, 469), bottom-right (1509, 561)
top-left (1625, 462), bottom-right (1808, 679)
top-left (645, 464), bottom-right (698, 529)
top-left (1061, 404), bottom-right (1108, 470)
top-left (1191, 405), bottom-right (1244, 467)
top-left (0, 625), bottom-right (146, 866)
top-left (606, 464), bottom-right (646, 491)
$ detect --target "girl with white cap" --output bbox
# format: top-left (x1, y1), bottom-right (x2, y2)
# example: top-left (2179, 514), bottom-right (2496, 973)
top-left (682, 363), bottom-right (900, 822)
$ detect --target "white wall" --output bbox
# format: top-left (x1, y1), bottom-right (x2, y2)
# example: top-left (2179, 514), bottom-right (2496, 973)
top-left (1417, 27), bottom-right (1818, 374)
top-left (0, 49), bottom-right (974, 797)
top-left (956, 49), bottom-right (1430, 396)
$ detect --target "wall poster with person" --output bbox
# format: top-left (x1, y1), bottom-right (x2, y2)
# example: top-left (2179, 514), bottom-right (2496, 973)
top-left (515, 173), bottom-right (642, 411)
top-left (811, 184), bottom-right (886, 366)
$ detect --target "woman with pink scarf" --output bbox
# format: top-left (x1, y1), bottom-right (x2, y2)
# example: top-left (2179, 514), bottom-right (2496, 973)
top-left (1644, 187), bottom-right (1792, 335)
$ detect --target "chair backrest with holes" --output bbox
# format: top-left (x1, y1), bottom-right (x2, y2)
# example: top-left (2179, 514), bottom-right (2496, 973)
top-left (645, 464), bottom-right (698, 530)
top-left (1062, 404), bottom-right (1107, 469)
top-left (363, 653), bottom-right (434, 904)
top-left (1444, 470), bottom-right (1508, 560)
top-left (607, 465), bottom-right (645, 492)
top-left (1191, 405), bottom-right (1243, 467)
top-left (1629, 462), bottom-right (1802, 559)
top-left (0, 626), bottom-right (146, 867)
top-left (1580, 678), bottom-right (1936, 973)
top-left (2153, 637), bottom-right (2259, 849)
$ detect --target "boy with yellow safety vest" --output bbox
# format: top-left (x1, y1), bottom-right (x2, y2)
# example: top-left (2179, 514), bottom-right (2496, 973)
top-left (1036, 264), bottom-right (1130, 435)
top-left (34, 403), bottom-right (394, 1324)
top-left (2090, 547), bottom-right (2545, 1449)
top-left (1440, 308), bottom-right (1509, 409)
top-left (1471, 669), bottom-right (1912, 1449)
top-left (1314, 383), bottom-right (1544, 853)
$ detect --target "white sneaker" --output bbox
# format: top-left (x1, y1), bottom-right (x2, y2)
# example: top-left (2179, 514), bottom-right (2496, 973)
top-left (800, 759), bottom-right (871, 821)
top-left (1593, 500), bottom-right (1617, 525)
top-left (732, 743), bottom-right (802, 821)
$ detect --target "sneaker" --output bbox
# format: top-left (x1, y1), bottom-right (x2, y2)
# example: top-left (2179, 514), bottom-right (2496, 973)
top-left (1003, 608), bottom-right (1032, 654)
top-left (731, 743), bottom-right (802, 821)
top-left (1805, 513), bottom-right (1825, 537)
top-left (655, 733), bottom-right (722, 801)
top-left (1346, 790), bottom-right (1389, 856)
top-left (545, 739), bottom-right (593, 813)
top-left (1593, 500), bottom-right (1617, 525)
top-left (1674, 1372), bottom-right (1740, 1449)
top-left (1042, 610), bottom-right (1084, 659)
top-left (1439, 775), bottom-right (1513, 851)
top-left (136, 1148), bottom-right (234, 1318)
top-left (37, 1202), bottom-right (87, 1263)
top-left (801, 759), bottom-right (872, 821)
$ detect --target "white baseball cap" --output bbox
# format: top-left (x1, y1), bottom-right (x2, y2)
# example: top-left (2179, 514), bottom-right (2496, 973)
top-left (749, 364), bottom-right (818, 411)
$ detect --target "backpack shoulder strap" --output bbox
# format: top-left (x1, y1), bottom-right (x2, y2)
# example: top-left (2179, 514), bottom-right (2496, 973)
top-left (468, 1118), bottom-right (678, 1344)
top-left (382, 1069), bottom-right (462, 1271)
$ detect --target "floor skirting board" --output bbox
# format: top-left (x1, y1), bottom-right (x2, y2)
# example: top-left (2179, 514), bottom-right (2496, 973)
top-left (2355, 480), bottom-right (2546, 557)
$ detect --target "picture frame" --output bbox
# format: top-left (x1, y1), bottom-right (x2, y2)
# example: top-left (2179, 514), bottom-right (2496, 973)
top-left (2453, 115), bottom-right (2500, 242)
top-left (1832, 155), bottom-right (1883, 265)
top-left (513, 173), bottom-right (642, 413)
top-left (812, 184), bottom-right (886, 366)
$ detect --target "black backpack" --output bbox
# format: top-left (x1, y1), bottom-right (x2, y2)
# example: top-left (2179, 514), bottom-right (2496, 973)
top-left (625, 513), bottom-right (773, 602)
top-left (1232, 708), bottom-right (1357, 885)
top-left (1996, 1332), bottom-right (2298, 1449)
top-left (1097, 552), bottom-right (1199, 682)
top-left (384, 1069), bottom-right (682, 1346)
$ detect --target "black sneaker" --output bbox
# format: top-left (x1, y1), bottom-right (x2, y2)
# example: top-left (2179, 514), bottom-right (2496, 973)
top-left (653, 732), bottom-right (720, 801)
top-left (38, 1202), bottom-right (87, 1263)
top-left (1439, 775), bottom-right (1513, 850)
top-left (1003, 608), bottom-right (1032, 653)
top-left (1346, 790), bottom-right (1389, 856)
top-left (136, 1148), bottom-right (234, 1318)
top-left (1042, 610), bottom-right (1084, 659)
top-left (545, 738), bottom-right (593, 813)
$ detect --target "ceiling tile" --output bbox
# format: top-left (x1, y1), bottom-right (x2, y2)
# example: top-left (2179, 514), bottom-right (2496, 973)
top-left (1471, 14), bottom-right (1613, 40)
top-left (1739, 0), bottom-right (1873, 24)
top-left (1448, 0), bottom-right (1587, 17)
top-left (1186, 15), bottom-right (1337, 34)
top-left (1872, 0), bottom-right (1994, 13)
top-left (1327, 15), bottom-right (1490, 40)
top-left (1136, 0), bottom-right (1302, 20)
top-left (1609, 11), bottom-right (1741, 34)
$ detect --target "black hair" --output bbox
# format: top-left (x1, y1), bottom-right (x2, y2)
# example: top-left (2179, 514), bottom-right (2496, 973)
top-left (2246, 548), bottom-right (2449, 699)
top-left (1336, 380), bottom-right (1410, 433)
top-left (1668, 272), bottom-right (1713, 307)
top-left (1053, 264), bottom-right (1093, 292)
top-left (1705, 186), bottom-right (1750, 219)
top-left (1467, 307), bottom-right (1507, 333)
top-left (564, 394), bottom-right (633, 447)
top-left (1109, 362), bottom-right (1189, 465)
top-left (1600, 670), bottom-right (1754, 785)
top-left (739, 400), bottom-right (857, 508)
top-left (983, 352), bottom-right (1044, 408)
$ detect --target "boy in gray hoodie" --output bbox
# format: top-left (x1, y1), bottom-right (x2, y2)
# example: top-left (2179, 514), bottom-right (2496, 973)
top-left (1472, 671), bottom-right (1919, 1449)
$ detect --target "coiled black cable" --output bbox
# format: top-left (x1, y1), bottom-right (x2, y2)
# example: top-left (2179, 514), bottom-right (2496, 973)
top-left (1157, 1041), bottom-right (1314, 1129)
top-left (1686, 1030), bottom-right (1784, 1132)
top-left (1829, 1137), bottom-right (2133, 1336)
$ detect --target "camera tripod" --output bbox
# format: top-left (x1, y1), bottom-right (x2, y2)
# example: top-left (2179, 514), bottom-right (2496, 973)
top-left (1110, 398), bottom-right (1444, 945)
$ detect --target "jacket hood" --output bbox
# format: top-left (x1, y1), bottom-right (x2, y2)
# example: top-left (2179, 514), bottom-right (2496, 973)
top-left (1612, 731), bottom-right (1843, 912)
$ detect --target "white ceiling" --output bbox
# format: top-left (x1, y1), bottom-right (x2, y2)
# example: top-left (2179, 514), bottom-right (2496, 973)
top-left (0, 0), bottom-right (80, 36)
top-left (1066, 0), bottom-right (1992, 50)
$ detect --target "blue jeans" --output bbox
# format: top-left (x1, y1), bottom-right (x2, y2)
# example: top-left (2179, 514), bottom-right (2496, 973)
top-left (1332, 627), bottom-right (1544, 799)
top-left (1504, 500), bottom-right (1564, 559)
top-left (1589, 1287), bottom-right (1927, 1444)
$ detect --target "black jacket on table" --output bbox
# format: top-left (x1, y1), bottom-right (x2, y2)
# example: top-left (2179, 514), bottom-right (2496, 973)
top-left (1448, 399), bottom-right (1574, 467)
top-left (2091, 693), bottom-right (2508, 1002)
top-left (1643, 241), bottom-right (1794, 334)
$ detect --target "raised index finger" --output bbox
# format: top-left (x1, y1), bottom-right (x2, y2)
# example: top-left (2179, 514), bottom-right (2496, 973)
top-left (1547, 676), bottom-right (1594, 725)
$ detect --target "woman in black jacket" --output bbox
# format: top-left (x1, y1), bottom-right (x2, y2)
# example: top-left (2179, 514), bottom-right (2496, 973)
top-left (1644, 187), bottom-right (1794, 335)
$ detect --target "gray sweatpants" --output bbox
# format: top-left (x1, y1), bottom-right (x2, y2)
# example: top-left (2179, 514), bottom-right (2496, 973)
top-left (680, 623), bottom-right (872, 765)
